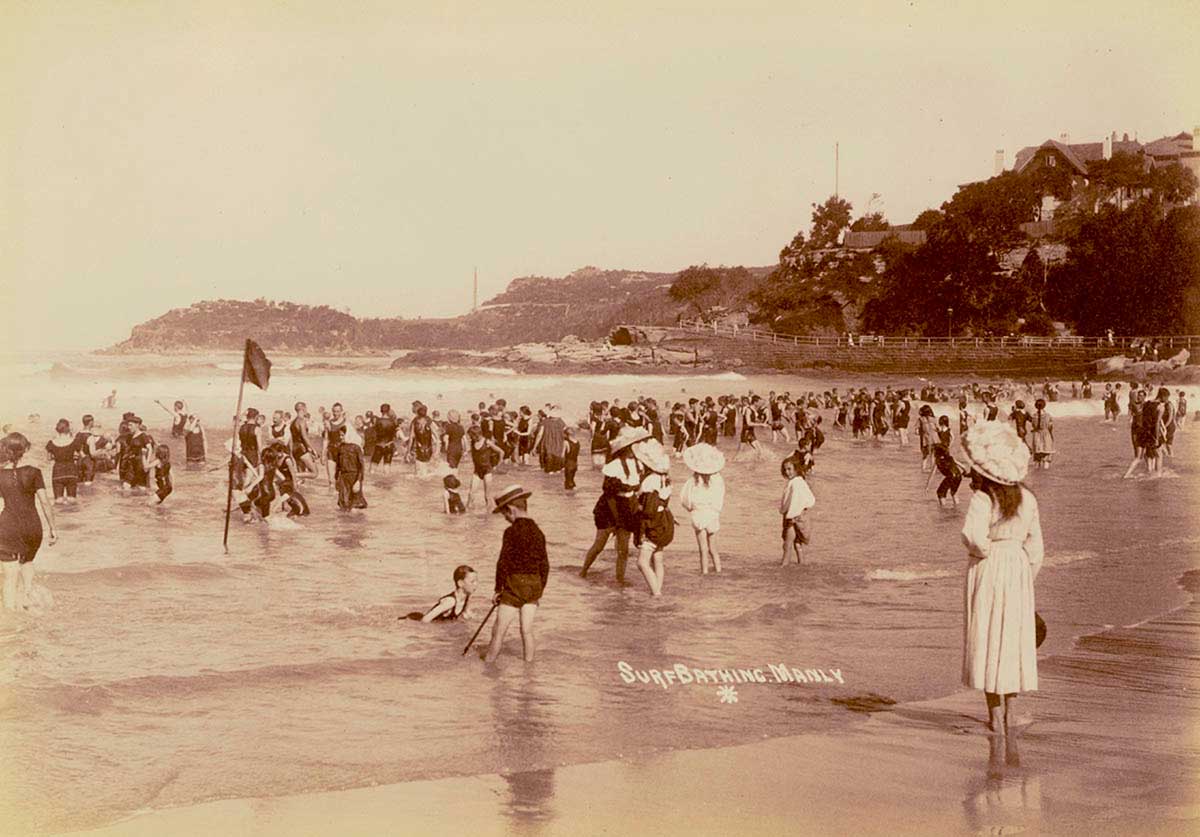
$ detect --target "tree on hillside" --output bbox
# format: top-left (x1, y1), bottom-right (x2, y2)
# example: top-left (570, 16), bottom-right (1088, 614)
top-left (911, 209), bottom-right (942, 230)
top-left (668, 265), bottom-right (756, 316)
top-left (938, 171), bottom-right (1038, 258)
top-left (1147, 163), bottom-right (1200, 205)
top-left (850, 211), bottom-right (889, 232)
top-left (809, 196), bottom-right (853, 249)
top-left (777, 230), bottom-right (807, 273)
top-left (1047, 201), bottom-right (1200, 335)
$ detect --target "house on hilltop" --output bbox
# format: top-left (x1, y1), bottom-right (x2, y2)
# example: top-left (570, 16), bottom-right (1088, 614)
top-left (1010, 127), bottom-right (1198, 223)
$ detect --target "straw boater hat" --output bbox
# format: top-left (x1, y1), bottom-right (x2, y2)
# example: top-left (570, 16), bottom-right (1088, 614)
top-left (609, 425), bottom-right (651, 454)
top-left (961, 422), bottom-right (1030, 486)
top-left (492, 484), bottom-right (532, 513)
top-left (633, 438), bottom-right (671, 474)
top-left (682, 443), bottom-right (725, 475)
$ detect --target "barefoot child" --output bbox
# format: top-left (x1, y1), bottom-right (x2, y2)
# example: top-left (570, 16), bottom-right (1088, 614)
top-left (680, 443), bottom-right (725, 575)
top-left (926, 438), bottom-right (968, 507)
top-left (633, 440), bottom-right (674, 596)
top-left (485, 486), bottom-right (549, 663)
top-left (779, 457), bottom-right (815, 566)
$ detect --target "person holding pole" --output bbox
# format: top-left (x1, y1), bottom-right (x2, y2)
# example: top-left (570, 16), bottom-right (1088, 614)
top-left (484, 485), bottom-right (548, 663)
top-left (223, 339), bottom-right (271, 549)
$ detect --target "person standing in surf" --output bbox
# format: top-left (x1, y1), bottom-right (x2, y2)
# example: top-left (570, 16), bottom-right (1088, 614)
top-left (466, 426), bottom-right (504, 512)
top-left (1029, 399), bottom-right (1054, 469)
top-left (484, 486), bottom-right (549, 663)
top-left (633, 440), bottom-right (674, 596)
top-left (335, 421), bottom-right (368, 511)
top-left (779, 457), bottom-right (815, 566)
top-left (45, 419), bottom-right (81, 505)
top-left (441, 410), bottom-right (466, 470)
top-left (917, 405), bottom-right (937, 473)
top-left (238, 408), bottom-right (263, 468)
top-left (959, 422), bottom-right (1043, 735)
top-left (323, 403), bottom-right (347, 487)
top-left (581, 426), bottom-right (647, 582)
top-left (1, 433), bottom-right (57, 611)
top-left (184, 414), bottom-right (207, 468)
top-left (679, 443), bottom-right (725, 575)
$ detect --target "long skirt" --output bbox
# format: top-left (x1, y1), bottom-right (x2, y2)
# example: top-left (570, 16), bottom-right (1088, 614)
top-left (962, 544), bottom-right (1038, 694)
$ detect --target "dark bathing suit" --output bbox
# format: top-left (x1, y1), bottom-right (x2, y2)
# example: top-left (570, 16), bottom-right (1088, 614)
top-left (0, 466), bottom-right (45, 564)
top-left (46, 439), bottom-right (80, 499)
top-left (444, 422), bottom-right (465, 468)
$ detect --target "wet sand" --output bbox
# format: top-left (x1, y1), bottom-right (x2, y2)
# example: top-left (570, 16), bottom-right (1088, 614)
top-left (78, 575), bottom-right (1200, 837)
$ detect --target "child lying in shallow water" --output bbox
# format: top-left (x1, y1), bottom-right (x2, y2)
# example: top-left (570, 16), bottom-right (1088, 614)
top-left (401, 565), bottom-right (477, 622)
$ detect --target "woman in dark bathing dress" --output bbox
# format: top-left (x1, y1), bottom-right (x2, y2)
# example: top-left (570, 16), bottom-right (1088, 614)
top-left (0, 433), bottom-right (57, 611)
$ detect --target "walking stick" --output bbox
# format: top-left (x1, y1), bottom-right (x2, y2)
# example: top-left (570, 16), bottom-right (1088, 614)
top-left (462, 603), bottom-right (498, 656)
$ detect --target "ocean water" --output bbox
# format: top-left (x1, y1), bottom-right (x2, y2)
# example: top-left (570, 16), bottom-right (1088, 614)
top-left (0, 354), bottom-right (1197, 833)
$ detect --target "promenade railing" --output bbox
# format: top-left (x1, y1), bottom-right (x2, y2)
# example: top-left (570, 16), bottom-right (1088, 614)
top-left (674, 319), bottom-right (1200, 352)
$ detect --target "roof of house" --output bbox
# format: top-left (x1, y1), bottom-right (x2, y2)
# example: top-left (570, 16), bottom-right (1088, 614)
top-left (1013, 140), bottom-right (1091, 175)
top-left (1014, 138), bottom-right (1147, 174)
top-left (1144, 132), bottom-right (1194, 158)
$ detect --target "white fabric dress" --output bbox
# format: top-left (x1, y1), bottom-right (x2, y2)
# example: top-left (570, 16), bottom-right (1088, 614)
top-left (679, 473), bottom-right (725, 534)
top-left (961, 487), bottom-right (1044, 694)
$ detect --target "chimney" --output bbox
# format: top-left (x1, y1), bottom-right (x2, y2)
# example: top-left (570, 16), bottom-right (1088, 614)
top-left (1103, 134), bottom-right (1112, 160)
top-left (994, 149), bottom-right (1005, 176)
top-left (1123, 132), bottom-right (1129, 142)
top-left (1192, 126), bottom-right (1198, 150)
top-left (1059, 132), bottom-right (1069, 144)
top-left (1111, 131), bottom-right (1117, 143)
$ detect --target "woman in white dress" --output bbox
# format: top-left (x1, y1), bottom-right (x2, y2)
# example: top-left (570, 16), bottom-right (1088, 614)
top-left (959, 422), bottom-right (1044, 735)
top-left (679, 443), bottom-right (726, 575)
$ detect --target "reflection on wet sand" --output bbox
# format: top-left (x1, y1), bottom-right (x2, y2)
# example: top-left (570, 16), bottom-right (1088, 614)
top-left (491, 677), bottom-right (558, 829)
top-left (963, 734), bottom-right (1041, 835)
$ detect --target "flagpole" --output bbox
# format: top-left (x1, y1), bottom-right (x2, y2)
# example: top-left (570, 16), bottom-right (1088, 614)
top-left (223, 341), bottom-right (250, 551)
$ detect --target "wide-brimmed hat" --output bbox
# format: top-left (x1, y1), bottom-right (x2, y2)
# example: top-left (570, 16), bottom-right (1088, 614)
top-left (609, 425), bottom-right (651, 453)
top-left (492, 484), bottom-right (532, 513)
top-left (633, 439), bottom-right (671, 474)
top-left (961, 422), bottom-right (1029, 486)
top-left (682, 443), bottom-right (725, 475)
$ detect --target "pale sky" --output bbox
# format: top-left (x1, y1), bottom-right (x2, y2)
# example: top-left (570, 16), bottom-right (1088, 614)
top-left (2, 1), bottom-right (1197, 351)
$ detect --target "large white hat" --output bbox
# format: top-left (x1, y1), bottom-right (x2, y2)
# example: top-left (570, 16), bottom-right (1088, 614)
top-left (682, 443), bottom-right (725, 475)
top-left (633, 438), bottom-right (671, 474)
top-left (609, 425), bottom-right (651, 453)
top-left (961, 421), bottom-right (1030, 485)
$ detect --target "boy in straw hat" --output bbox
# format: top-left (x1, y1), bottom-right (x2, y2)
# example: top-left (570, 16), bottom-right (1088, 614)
top-left (484, 485), bottom-right (549, 663)
top-left (680, 443), bottom-right (725, 574)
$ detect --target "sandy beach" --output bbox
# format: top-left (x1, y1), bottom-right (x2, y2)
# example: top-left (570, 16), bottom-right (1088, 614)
top-left (77, 572), bottom-right (1200, 837)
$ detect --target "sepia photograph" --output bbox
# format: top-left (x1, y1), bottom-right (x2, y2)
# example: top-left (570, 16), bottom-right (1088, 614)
top-left (1, 2), bottom-right (1197, 834)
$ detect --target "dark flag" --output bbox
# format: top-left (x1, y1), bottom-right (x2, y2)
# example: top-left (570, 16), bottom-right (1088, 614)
top-left (243, 339), bottom-right (271, 390)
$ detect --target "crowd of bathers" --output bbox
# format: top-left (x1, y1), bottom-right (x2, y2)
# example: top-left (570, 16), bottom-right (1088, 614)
top-left (1, 374), bottom-right (1190, 615)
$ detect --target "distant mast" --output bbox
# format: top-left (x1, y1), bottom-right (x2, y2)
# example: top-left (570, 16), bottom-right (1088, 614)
top-left (473, 267), bottom-right (478, 312)
top-left (835, 141), bottom-right (839, 199)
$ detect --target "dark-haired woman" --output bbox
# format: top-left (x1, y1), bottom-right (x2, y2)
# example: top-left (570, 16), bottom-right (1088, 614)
top-left (1, 433), bottom-right (57, 611)
top-left (46, 419), bottom-right (80, 504)
top-left (960, 425), bottom-right (1044, 735)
